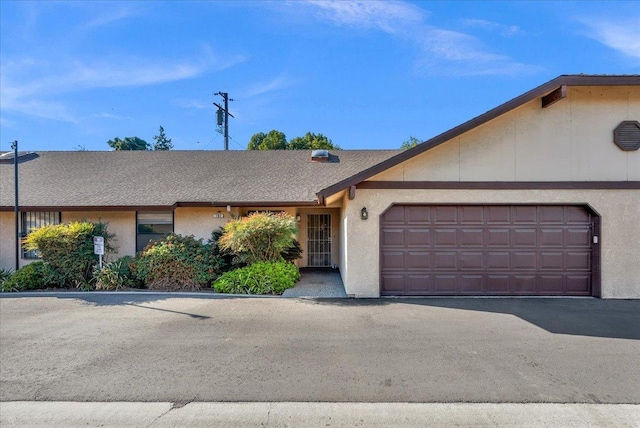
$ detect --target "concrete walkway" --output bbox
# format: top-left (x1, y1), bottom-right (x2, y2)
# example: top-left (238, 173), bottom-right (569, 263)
top-left (1, 402), bottom-right (638, 427)
top-left (282, 269), bottom-right (347, 298)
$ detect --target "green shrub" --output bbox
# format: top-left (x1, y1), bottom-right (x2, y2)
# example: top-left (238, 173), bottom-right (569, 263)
top-left (23, 221), bottom-right (115, 289)
top-left (1, 262), bottom-right (57, 292)
top-left (134, 234), bottom-right (224, 291)
top-left (0, 268), bottom-right (12, 286)
top-left (218, 212), bottom-right (298, 265)
top-left (94, 256), bottom-right (139, 291)
top-left (281, 239), bottom-right (303, 262)
top-left (209, 228), bottom-right (235, 271)
top-left (213, 261), bottom-right (300, 295)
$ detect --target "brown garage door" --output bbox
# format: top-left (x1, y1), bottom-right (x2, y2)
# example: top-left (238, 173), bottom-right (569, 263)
top-left (380, 205), bottom-right (594, 296)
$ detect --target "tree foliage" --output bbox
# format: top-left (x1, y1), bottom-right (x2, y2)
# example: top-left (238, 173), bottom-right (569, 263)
top-left (153, 126), bottom-right (173, 150)
top-left (247, 130), bottom-right (288, 150)
top-left (247, 130), bottom-right (340, 150)
top-left (218, 212), bottom-right (298, 265)
top-left (288, 132), bottom-right (339, 150)
top-left (107, 136), bottom-right (150, 151)
top-left (400, 136), bottom-right (421, 150)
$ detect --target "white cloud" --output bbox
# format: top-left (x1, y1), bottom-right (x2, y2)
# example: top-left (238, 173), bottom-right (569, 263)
top-left (242, 75), bottom-right (295, 98)
top-left (461, 19), bottom-right (521, 37)
top-left (578, 17), bottom-right (640, 60)
top-left (0, 49), bottom-right (247, 122)
top-left (300, 0), bottom-right (539, 76)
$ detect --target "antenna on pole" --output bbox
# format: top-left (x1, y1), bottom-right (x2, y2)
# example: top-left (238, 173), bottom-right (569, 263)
top-left (214, 92), bottom-right (234, 150)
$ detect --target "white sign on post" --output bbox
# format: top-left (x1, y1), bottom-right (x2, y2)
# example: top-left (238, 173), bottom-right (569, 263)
top-left (93, 236), bottom-right (104, 268)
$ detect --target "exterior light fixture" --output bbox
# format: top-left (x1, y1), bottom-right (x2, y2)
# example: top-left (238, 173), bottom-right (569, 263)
top-left (296, 214), bottom-right (301, 222)
top-left (361, 207), bottom-right (368, 220)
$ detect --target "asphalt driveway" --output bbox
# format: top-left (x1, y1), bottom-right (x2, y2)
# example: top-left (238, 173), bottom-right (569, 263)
top-left (1, 294), bottom-right (639, 403)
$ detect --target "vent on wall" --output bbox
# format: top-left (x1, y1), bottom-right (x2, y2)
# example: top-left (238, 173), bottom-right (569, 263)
top-left (614, 121), bottom-right (640, 151)
top-left (311, 149), bottom-right (330, 162)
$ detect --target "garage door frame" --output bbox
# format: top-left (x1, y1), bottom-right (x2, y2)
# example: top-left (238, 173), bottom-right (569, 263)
top-left (379, 203), bottom-right (601, 297)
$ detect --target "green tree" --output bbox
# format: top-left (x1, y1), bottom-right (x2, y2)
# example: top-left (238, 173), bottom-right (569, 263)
top-left (400, 136), bottom-right (421, 150)
top-left (287, 132), bottom-right (340, 150)
top-left (107, 136), bottom-right (150, 151)
top-left (247, 130), bottom-right (288, 150)
top-left (152, 126), bottom-right (173, 150)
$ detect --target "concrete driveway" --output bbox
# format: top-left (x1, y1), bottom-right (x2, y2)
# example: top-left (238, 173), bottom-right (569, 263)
top-left (1, 294), bottom-right (639, 403)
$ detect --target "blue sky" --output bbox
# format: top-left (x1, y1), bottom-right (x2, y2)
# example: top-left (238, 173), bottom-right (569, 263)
top-left (1, 1), bottom-right (639, 152)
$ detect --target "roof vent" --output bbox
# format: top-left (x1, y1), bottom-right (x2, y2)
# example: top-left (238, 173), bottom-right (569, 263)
top-left (614, 121), bottom-right (640, 151)
top-left (0, 151), bottom-right (39, 164)
top-left (311, 149), bottom-right (330, 162)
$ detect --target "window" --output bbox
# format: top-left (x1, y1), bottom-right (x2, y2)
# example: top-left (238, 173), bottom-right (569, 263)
top-left (21, 212), bottom-right (61, 259)
top-left (136, 211), bottom-right (173, 252)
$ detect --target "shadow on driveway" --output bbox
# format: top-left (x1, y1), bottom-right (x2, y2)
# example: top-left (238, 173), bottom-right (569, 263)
top-left (309, 297), bottom-right (640, 340)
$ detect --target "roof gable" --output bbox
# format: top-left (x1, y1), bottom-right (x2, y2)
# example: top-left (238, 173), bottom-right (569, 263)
top-left (317, 75), bottom-right (640, 198)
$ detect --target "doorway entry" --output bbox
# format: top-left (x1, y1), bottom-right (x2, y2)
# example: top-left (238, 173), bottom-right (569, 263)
top-left (307, 214), bottom-right (332, 267)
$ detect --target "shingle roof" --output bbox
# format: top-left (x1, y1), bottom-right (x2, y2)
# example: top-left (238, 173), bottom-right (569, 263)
top-left (0, 150), bottom-right (401, 209)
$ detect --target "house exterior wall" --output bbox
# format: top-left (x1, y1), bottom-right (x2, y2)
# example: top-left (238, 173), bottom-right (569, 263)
top-left (373, 86), bottom-right (640, 182)
top-left (62, 211), bottom-right (136, 261)
top-left (0, 212), bottom-right (17, 270)
top-left (341, 188), bottom-right (640, 299)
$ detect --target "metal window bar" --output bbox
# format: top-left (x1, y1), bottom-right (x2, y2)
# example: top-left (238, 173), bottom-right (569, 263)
top-left (21, 212), bottom-right (61, 259)
top-left (307, 214), bottom-right (331, 267)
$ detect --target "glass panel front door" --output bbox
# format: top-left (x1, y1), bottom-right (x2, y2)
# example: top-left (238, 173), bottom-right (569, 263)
top-left (307, 214), bottom-right (331, 267)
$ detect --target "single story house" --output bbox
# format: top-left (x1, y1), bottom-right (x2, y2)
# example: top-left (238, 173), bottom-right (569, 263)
top-left (1, 75), bottom-right (639, 298)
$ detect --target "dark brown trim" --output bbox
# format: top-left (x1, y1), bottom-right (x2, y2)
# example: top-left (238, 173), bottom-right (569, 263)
top-left (0, 201), bottom-right (321, 212)
top-left (357, 181), bottom-right (640, 190)
top-left (317, 75), bottom-right (640, 199)
top-left (348, 186), bottom-right (356, 200)
top-left (541, 85), bottom-right (566, 108)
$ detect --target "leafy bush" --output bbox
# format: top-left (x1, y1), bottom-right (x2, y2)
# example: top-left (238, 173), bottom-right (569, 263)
top-left (1, 262), bottom-right (57, 292)
top-left (23, 221), bottom-right (115, 288)
top-left (209, 228), bottom-right (235, 271)
top-left (134, 234), bottom-right (224, 291)
top-left (213, 261), bottom-right (300, 295)
top-left (94, 256), bottom-right (139, 291)
top-left (281, 239), bottom-right (303, 262)
top-left (218, 212), bottom-right (298, 265)
top-left (0, 268), bottom-right (12, 286)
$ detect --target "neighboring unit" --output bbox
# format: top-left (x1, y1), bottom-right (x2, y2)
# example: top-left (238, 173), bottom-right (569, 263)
top-left (1, 75), bottom-right (639, 298)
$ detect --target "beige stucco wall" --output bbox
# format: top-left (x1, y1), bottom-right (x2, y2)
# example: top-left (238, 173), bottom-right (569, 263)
top-left (62, 211), bottom-right (136, 261)
top-left (174, 207), bottom-right (240, 242)
top-left (0, 211), bottom-right (136, 271)
top-left (341, 189), bottom-right (640, 298)
top-left (0, 212), bottom-right (17, 271)
top-left (374, 86), bottom-right (640, 182)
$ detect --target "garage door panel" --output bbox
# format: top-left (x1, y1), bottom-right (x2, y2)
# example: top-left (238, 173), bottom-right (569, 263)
top-left (407, 228), bottom-right (430, 246)
top-left (512, 228), bottom-right (537, 246)
top-left (486, 275), bottom-right (510, 293)
top-left (381, 204), bottom-right (593, 296)
top-left (486, 228), bottom-right (510, 246)
top-left (381, 251), bottom-right (404, 269)
top-left (460, 206), bottom-right (484, 223)
top-left (434, 275), bottom-right (457, 292)
top-left (566, 275), bottom-right (591, 294)
top-left (513, 275), bottom-right (537, 293)
top-left (406, 206), bottom-right (431, 224)
top-left (567, 228), bottom-right (591, 246)
top-left (460, 252), bottom-right (483, 269)
top-left (434, 228), bottom-right (457, 246)
top-left (407, 251), bottom-right (430, 269)
top-left (407, 275), bottom-right (432, 292)
top-left (381, 228), bottom-right (405, 246)
top-left (539, 228), bottom-right (564, 246)
top-left (460, 275), bottom-right (483, 293)
top-left (460, 228), bottom-right (483, 246)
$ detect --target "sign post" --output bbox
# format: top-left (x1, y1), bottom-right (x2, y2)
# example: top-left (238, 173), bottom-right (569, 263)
top-left (93, 236), bottom-right (104, 268)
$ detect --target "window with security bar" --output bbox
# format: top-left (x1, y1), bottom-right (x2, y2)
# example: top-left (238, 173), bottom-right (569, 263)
top-left (21, 212), bottom-right (61, 259)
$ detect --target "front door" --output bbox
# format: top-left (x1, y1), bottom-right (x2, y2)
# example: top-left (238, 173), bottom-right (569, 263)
top-left (307, 214), bottom-right (332, 267)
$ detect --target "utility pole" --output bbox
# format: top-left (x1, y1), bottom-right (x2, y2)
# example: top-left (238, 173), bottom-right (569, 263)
top-left (11, 140), bottom-right (19, 271)
top-left (214, 92), bottom-right (234, 150)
